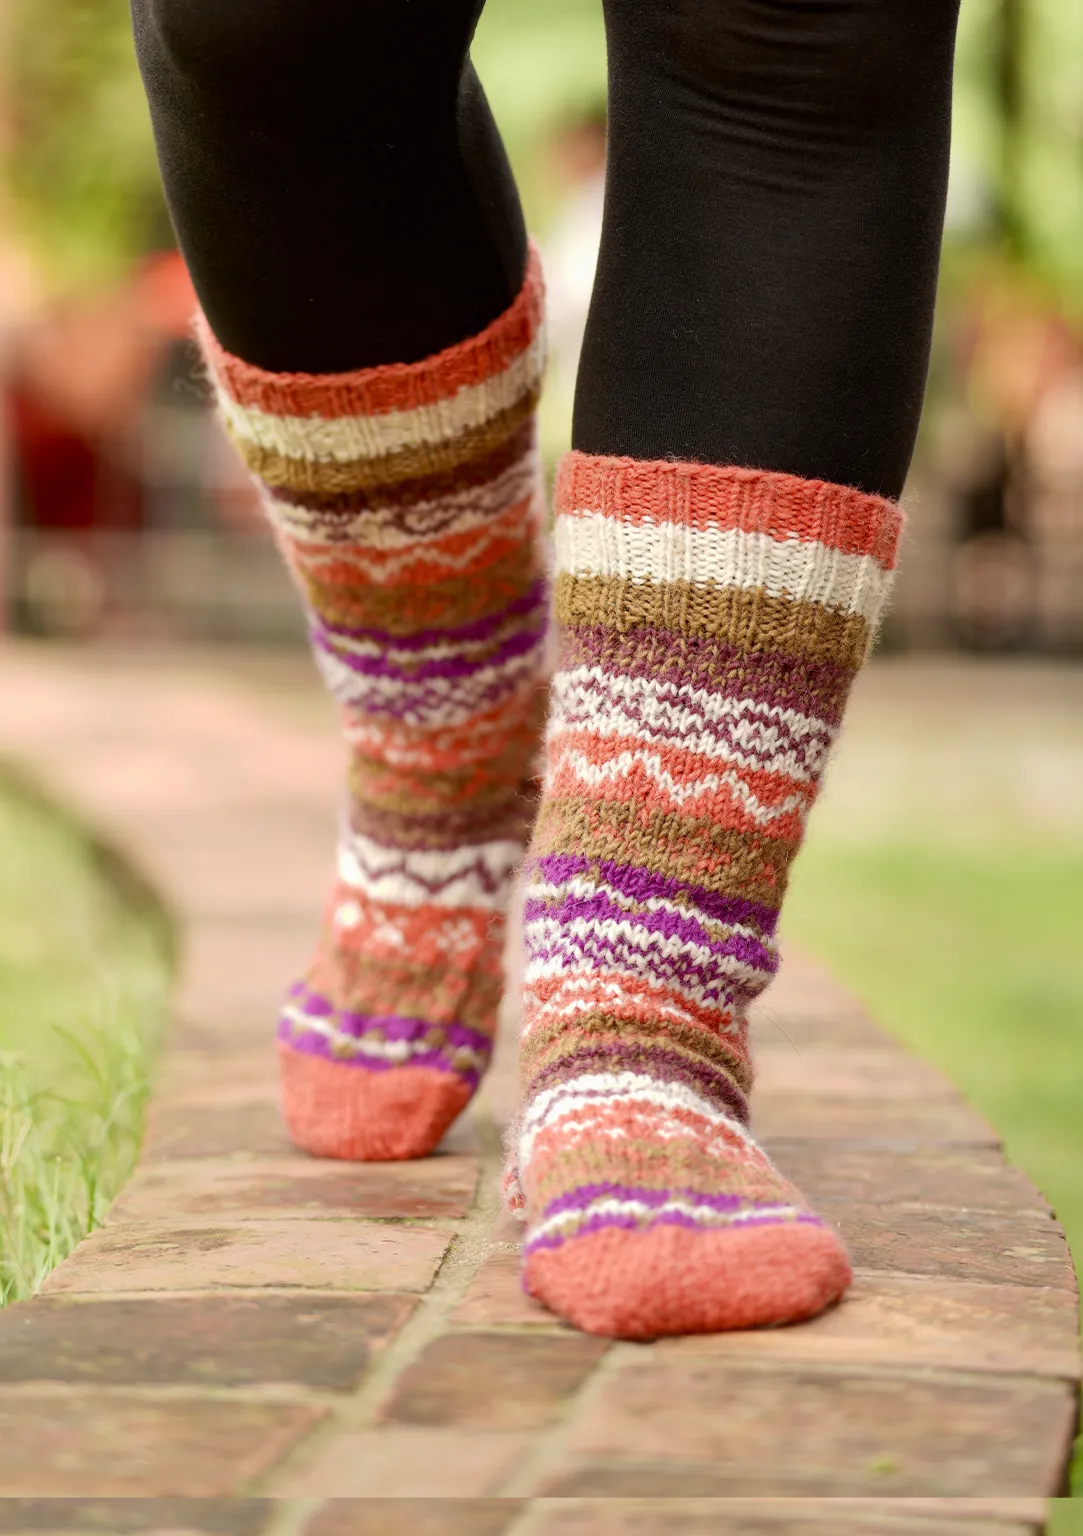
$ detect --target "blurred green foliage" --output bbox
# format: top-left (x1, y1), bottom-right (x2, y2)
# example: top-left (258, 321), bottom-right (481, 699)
top-left (5, 0), bottom-right (167, 285)
top-left (0, 768), bottom-right (171, 1302)
top-left (953, 0), bottom-right (1083, 313)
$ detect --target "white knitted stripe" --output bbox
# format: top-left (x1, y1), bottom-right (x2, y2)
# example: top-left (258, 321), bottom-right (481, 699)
top-left (326, 614), bottom-right (544, 668)
top-left (523, 916), bottom-right (773, 995)
top-left (337, 832), bottom-right (521, 911)
top-left (547, 744), bottom-right (810, 823)
top-left (555, 512), bottom-right (892, 622)
top-left (262, 451), bottom-right (540, 548)
top-left (528, 1197), bottom-right (804, 1245)
top-left (282, 1002), bottom-right (489, 1073)
top-left (547, 720), bottom-right (826, 787)
top-left (518, 1071), bottom-right (758, 1169)
top-left (553, 667), bottom-right (834, 742)
top-left (526, 872), bottom-right (775, 950)
top-left (316, 645), bottom-right (543, 727)
top-left (521, 988), bottom-right (740, 1045)
top-left (213, 332), bottom-right (546, 465)
top-left (548, 670), bottom-right (834, 782)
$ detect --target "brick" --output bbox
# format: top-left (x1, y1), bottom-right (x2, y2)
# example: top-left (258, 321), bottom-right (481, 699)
top-left (0, 1499), bottom-right (273, 1534)
top-left (749, 1005), bottom-right (891, 1050)
top-left (138, 813), bottom-right (330, 922)
top-left (523, 1498), bottom-right (1042, 1536)
top-left (142, 1101), bottom-right (294, 1161)
top-left (755, 1047), bottom-right (957, 1101)
top-left (303, 1498), bottom-right (525, 1536)
top-left (152, 1077), bottom-right (280, 1111)
top-left (751, 1093), bottom-right (998, 1145)
top-left (765, 1140), bottom-right (1052, 1214)
top-left (274, 1428), bottom-right (531, 1497)
top-left (452, 1248), bottom-right (559, 1328)
top-left (108, 1155), bottom-right (480, 1223)
top-left (826, 1203), bottom-right (1078, 1290)
top-left (41, 1220), bottom-right (452, 1294)
top-left (157, 1047), bottom-right (278, 1101)
top-left (656, 1273), bottom-right (1081, 1378)
top-left (380, 1332), bottom-right (607, 1430)
top-left (0, 1396), bottom-right (324, 1496)
top-left (545, 1356), bottom-right (1076, 1496)
top-left (173, 919), bottom-right (316, 1035)
top-left (0, 1294), bottom-right (414, 1390)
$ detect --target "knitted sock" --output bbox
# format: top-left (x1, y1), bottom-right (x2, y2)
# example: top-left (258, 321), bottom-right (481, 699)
top-left (510, 451), bottom-right (903, 1336)
top-left (199, 251), bottom-right (547, 1160)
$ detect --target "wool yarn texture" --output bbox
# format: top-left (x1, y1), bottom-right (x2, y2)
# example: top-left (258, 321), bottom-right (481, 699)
top-left (510, 450), bottom-right (904, 1337)
top-left (198, 249), bottom-right (548, 1160)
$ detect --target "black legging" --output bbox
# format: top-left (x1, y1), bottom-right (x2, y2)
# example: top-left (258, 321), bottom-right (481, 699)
top-left (131, 0), bottom-right (960, 500)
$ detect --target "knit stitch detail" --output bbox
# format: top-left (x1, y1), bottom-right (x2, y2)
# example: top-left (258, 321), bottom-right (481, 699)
top-left (200, 248), bottom-right (547, 1160)
top-left (513, 449), bottom-right (901, 1335)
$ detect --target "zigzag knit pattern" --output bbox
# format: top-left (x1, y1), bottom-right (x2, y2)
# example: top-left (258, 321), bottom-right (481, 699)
top-left (511, 450), bottom-right (904, 1336)
top-left (199, 249), bottom-right (547, 1160)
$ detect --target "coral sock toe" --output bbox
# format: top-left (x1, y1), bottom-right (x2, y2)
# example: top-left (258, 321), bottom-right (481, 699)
top-left (511, 450), bottom-right (903, 1335)
top-left (525, 1221), bottom-right (852, 1340)
top-left (277, 1045), bottom-right (473, 1161)
top-left (200, 250), bottom-right (548, 1160)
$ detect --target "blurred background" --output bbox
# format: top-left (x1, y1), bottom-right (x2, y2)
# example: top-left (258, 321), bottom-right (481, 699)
top-left (0, 0), bottom-right (1081, 1503)
top-left (2, 0), bottom-right (1083, 649)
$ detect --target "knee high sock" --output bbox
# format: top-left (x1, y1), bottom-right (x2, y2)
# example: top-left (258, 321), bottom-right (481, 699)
top-left (199, 252), bottom-right (547, 1160)
top-left (512, 454), bottom-right (902, 1335)
top-left (135, 0), bottom-right (542, 1158)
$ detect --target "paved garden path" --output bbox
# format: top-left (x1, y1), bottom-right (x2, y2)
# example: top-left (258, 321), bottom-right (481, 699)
top-left (0, 642), bottom-right (1078, 1532)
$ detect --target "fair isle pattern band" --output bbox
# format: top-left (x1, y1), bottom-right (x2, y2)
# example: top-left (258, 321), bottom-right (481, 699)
top-left (516, 451), bottom-right (903, 1252)
top-left (199, 249), bottom-right (547, 1091)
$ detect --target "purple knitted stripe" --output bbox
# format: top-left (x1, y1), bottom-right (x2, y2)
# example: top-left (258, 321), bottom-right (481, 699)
top-left (524, 1208), bottom-right (824, 1257)
top-left (541, 1181), bottom-right (747, 1219)
top-left (526, 941), bottom-right (758, 1011)
top-left (523, 890), bottom-right (776, 977)
top-left (285, 982), bottom-right (492, 1055)
top-left (314, 612), bottom-right (547, 683)
top-left (560, 627), bottom-right (852, 726)
top-left (335, 669), bottom-right (536, 725)
top-left (554, 681), bottom-right (833, 773)
top-left (309, 577), bottom-right (547, 650)
top-left (279, 1017), bottom-right (488, 1086)
top-left (527, 854), bottom-right (780, 933)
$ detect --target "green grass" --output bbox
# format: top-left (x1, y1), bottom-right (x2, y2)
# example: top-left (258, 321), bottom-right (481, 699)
top-left (0, 768), bottom-right (172, 1303)
top-left (785, 832), bottom-right (1083, 1500)
top-left (1051, 1502), bottom-right (1083, 1536)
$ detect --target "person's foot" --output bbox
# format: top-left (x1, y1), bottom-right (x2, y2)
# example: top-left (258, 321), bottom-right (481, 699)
top-left (199, 249), bottom-right (548, 1159)
top-left (518, 1093), bottom-right (851, 1338)
top-left (511, 449), bottom-right (902, 1333)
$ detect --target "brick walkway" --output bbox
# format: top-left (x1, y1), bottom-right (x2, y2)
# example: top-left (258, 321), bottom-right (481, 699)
top-left (0, 643), bottom-right (1078, 1531)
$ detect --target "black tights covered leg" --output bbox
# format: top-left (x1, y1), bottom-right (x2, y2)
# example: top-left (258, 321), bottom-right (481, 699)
top-left (134, 0), bottom-right (962, 484)
top-left (130, 0), bottom-right (526, 371)
top-left (575, 0), bottom-right (962, 499)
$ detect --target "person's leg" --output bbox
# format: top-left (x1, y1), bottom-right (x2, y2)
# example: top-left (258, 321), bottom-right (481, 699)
top-left (575, 0), bottom-right (958, 500)
top-left (131, 0), bottom-right (526, 371)
top-left (133, 0), bottom-right (547, 1159)
top-left (512, 0), bottom-right (961, 1336)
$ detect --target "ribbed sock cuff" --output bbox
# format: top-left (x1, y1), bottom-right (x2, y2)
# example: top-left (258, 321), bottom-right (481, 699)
top-left (195, 244), bottom-right (546, 498)
top-left (553, 451), bottom-right (904, 667)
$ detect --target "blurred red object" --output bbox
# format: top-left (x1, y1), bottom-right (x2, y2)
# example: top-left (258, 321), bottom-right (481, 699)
top-left (6, 251), bottom-right (197, 534)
